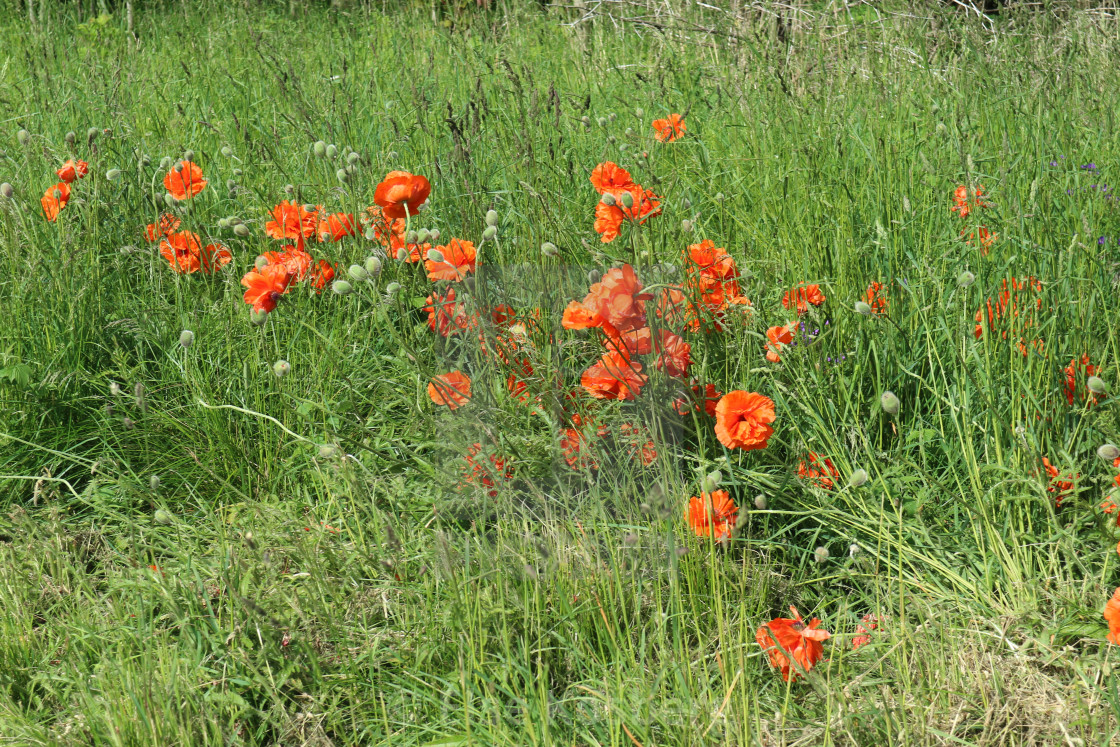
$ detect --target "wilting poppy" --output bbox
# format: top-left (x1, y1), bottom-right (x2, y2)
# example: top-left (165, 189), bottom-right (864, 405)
top-left (241, 265), bottom-right (295, 313)
top-left (686, 489), bottom-right (737, 540)
top-left (41, 181), bottom-right (71, 221)
top-left (428, 371), bottom-right (471, 409)
top-left (714, 391), bottom-right (775, 451)
top-left (426, 238), bottom-right (477, 282)
top-left (652, 113), bottom-right (686, 143)
top-left (144, 214), bottom-right (182, 242)
top-left (374, 170), bottom-right (430, 221)
top-left (1106, 588), bottom-right (1120, 646)
top-left (57, 159), bottom-right (89, 183)
top-left (266, 200), bottom-right (319, 243)
top-left (163, 160), bottom-right (208, 200)
top-left (798, 452), bottom-right (840, 490)
top-left (756, 606), bottom-right (831, 681)
top-left (581, 351), bottom-right (648, 400)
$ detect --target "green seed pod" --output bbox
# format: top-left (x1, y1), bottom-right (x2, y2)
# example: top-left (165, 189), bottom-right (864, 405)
top-left (221, 145), bottom-right (233, 157)
top-left (482, 225), bottom-right (497, 241)
top-left (183, 149), bottom-right (195, 163)
top-left (348, 264), bottom-right (369, 282)
top-left (426, 248), bottom-right (445, 264)
top-left (226, 179), bottom-right (236, 191)
top-left (814, 547), bottom-right (830, 563)
top-left (159, 156), bottom-right (173, 170)
top-left (385, 281), bottom-right (401, 296)
top-left (681, 219), bottom-right (693, 233)
top-left (87, 127), bottom-right (99, 143)
top-left (958, 271), bottom-right (976, 288)
top-left (16, 129), bottom-right (30, 145)
top-left (754, 494), bottom-right (767, 510)
top-left (395, 248), bottom-right (407, 261)
top-left (272, 359), bottom-right (291, 378)
top-left (179, 329), bottom-right (194, 349)
top-left (106, 168), bottom-right (121, 181)
top-left (485, 209), bottom-right (498, 227)
top-left (332, 280), bottom-right (353, 295)
top-left (600, 193), bottom-right (616, 207)
top-left (336, 168), bottom-right (349, 183)
top-left (855, 301), bottom-right (873, 315)
top-left (429, 228), bottom-right (441, 243)
top-left (347, 151), bottom-right (360, 164)
top-left (65, 131), bottom-right (76, 145)
top-left (541, 242), bottom-right (558, 257)
top-left (620, 192), bottom-right (634, 209)
top-left (416, 228), bottom-right (431, 244)
top-left (880, 390), bottom-right (901, 415)
top-left (701, 470), bottom-right (722, 492)
top-left (635, 107), bottom-right (644, 118)
top-left (607, 135), bottom-right (616, 144)
top-left (848, 468), bottom-right (869, 488)
top-left (363, 227), bottom-right (377, 241)
top-left (681, 197), bottom-right (691, 210)
top-left (155, 509), bottom-right (174, 525)
top-left (326, 144), bottom-right (338, 159)
top-left (149, 475), bottom-right (162, 492)
top-left (233, 224), bottom-right (250, 238)
top-left (587, 269), bottom-right (602, 284)
top-left (364, 256), bottom-right (382, 277)
top-left (313, 140), bottom-right (327, 157)
top-left (254, 255), bottom-right (269, 270)
top-left (163, 193), bottom-right (178, 208)
top-left (0, 183), bottom-right (13, 199)
top-left (1088, 376), bottom-right (1108, 395)
top-left (1098, 444), bottom-right (1120, 462)
top-left (318, 443), bottom-right (340, 459)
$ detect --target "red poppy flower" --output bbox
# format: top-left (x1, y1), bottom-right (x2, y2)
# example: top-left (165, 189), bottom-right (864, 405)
top-left (594, 265), bottom-right (652, 335)
top-left (460, 443), bottom-right (514, 497)
top-left (687, 240), bottom-right (737, 280)
top-left (951, 184), bottom-right (991, 218)
top-left (618, 422), bottom-right (657, 466)
top-left (41, 182), bottom-right (71, 221)
top-left (589, 161), bottom-right (636, 195)
top-left (765, 324), bottom-right (793, 363)
top-left (686, 489), bottom-right (737, 540)
top-left (656, 286), bottom-right (700, 332)
top-left (756, 606), bottom-right (831, 681)
top-left (1065, 355), bottom-right (1102, 407)
top-left (144, 214), bottom-right (181, 242)
top-left (1041, 457), bottom-right (1076, 508)
top-left (266, 200), bottom-right (319, 242)
top-left (581, 352), bottom-right (647, 400)
top-left (714, 391), bottom-right (775, 451)
top-left (560, 427), bottom-right (598, 470)
top-left (57, 159), bottom-right (89, 184)
top-left (674, 382), bottom-right (722, 417)
top-left (606, 327), bottom-right (653, 359)
top-left (428, 371), bottom-right (471, 409)
top-left (652, 113), bottom-right (686, 143)
top-left (782, 283), bottom-right (826, 315)
top-left (307, 260), bottom-right (336, 290)
top-left (262, 246), bottom-right (314, 281)
top-left (424, 288), bottom-right (471, 337)
top-left (798, 452), bottom-right (840, 490)
top-left (962, 226), bottom-right (997, 254)
top-left (374, 170), bottom-right (430, 221)
top-left (974, 276), bottom-right (1044, 341)
top-left (593, 187), bottom-right (661, 243)
top-left (199, 243), bottom-right (232, 273)
top-left (852, 613), bottom-right (879, 650)
top-left (865, 282), bottom-right (888, 314)
top-left (318, 213), bottom-right (356, 242)
top-left (426, 238), bottom-right (477, 282)
top-left (241, 264), bottom-right (295, 313)
top-left (163, 160), bottom-right (208, 200)
top-left (1106, 588), bottom-right (1120, 646)
top-left (654, 330), bottom-right (691, 377)
top-left (160, 231), bottom-right (203, 273)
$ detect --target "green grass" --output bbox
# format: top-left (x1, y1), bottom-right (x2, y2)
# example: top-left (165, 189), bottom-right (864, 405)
top-left (2, 1), bottom-right (1120, 744)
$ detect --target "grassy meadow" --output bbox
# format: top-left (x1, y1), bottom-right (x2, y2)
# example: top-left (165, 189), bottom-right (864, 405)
top-left (2, 1), bottom-right (1120, 744)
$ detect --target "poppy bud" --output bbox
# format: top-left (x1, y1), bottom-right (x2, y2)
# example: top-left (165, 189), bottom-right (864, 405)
top-left (159, 156), bottom-right (173, 170)
top-left (482, 226), bottom-right (497, 241)
top-left (957, 271), bottom-right (975, 288)
top-left (588, 269), bottom-right (602, 284)
top-left (387, 150), bottom-right (398, 160)
top-left (848, 468), bottom-right (869, 488)
top-left (580, 116), bottom-right (590, 126)
top-left (254, 255), bottom-right (269, 270)
top-left (106, 168), bottom-right (121, 181)
top-left (221, 146), bottom-right (233, 157)
top-left (635, 107), bottom-right (644, 118)
top-left (348, 264), bottom-right (369, 282)
top-left (363, 227), bottom-right (377, 240)
top-left (1088, 376), bottom-right (1108, 395)
top-left (600, 193), bottom-right (616, 207)
top-left (336, 168), bottom-right (349, 183)
top-left (396, 248), bottom-right (407, 261)
top-left (179, 330), bottom-right (194, 349)
top-left (485, 209), bottom-right (498, 227)
top-left (881, 390), bottom-right (901, 415)
top-left (272, 359), bottom-right (291, 378)
top-left (163, 193), bottom-right (178, 208)
top-left (284, 184), bottom-right (295, 194)
top-left (754, 494), bottom-right (767, 510)
top-left (87, 127), bottom-right (99, 143)
top-left (596, 117), bottom-right (607, 128)
top-left (232, 168), bottom-right (243, 177)
top-left (250, 309), bottom-right (268, 326)
top-left (608, 112), bottom-right (617, 122)
top-left (681, 219), bottom-right (693, 233)
top-left (218, 218), bottom-right (229, 229)
top-left (620, 192), bottom-right (634, 209)
top-left (313, 140), bottom-right (327, 157)
top-left (109, 381), bottom-right (122, 397)
top-left (0, 183), bottom-right (12, 199)
top-left (814, 547), bottom-right (830, 563)
top-left (364, 256), bottom-right (382, 277)
top-left (319, 443), bottom-right (340, 459)
top-left (345, 164), bottom-right (356, 176)
top-left (347, 151), bottom-right (360, 165)
top-left (16, 129), bottom-right (30, 145)
top-left (233, 224), bottom-right (250, 238)
top-left (138, 154), bottom-right (150, 167)
top-left (701, 470), bottom-right (722, 492)
top-left (849, 543), bottom-right (861, 557)
top-left (149, 475), bottom-right (162, 492)
top-left (426, 248), bottom-right (445, 263)
top-left (409, 228), bottom-right (427, 244)
top-left (429, 228), bottom-right (441, 242)
top-left (385, 281), bottom-right (401, 296)
top-left (65, 131), bottom-right (77, 145)
top-left (715, 193), bottom-right (725, 203)
top-left (618, 144), bottom-right (628, 153)
top-left (326, 144), bottom-right (338, 159)
top-left (1098, 444), bottom-right (1120, 462)
top-left (155, 509), bottom-right (173, 525)
top-left (541, 241), bottom-right (558, 257)
top-left (182, 149), bottom-right (195, 162)
top-left (607, 135), bottom-right (616, 144)
top-left (855, 301), bottom-right (873, 315)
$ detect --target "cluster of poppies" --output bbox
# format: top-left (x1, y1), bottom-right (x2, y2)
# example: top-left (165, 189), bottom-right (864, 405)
top-left (142, 163), bottom-right (235, 274)
top-left (40, 158), bottom-right (90, 221)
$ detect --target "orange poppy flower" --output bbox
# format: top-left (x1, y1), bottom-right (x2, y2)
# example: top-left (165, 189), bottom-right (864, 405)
top-left (426, 238), bottom-right (477, 282)
top-left (241, 265), bottom-right (295, 313)
top-left (199, 243), bottom-right (232, 273)
top-left (374, 170), bottom-right (430, 221)
top-left (160, 231), bottom-right (203, 273)
top-left (962, 226), bottom-right (997, 254)
top-left (428, 371), bottom-right (471, 409)
top-left (266, 200), bottom-right (319, 243)
top-left (687, 240), bottom-right (738, 281)
top-left (673, 382), bottom-right (722, 417)
top-left (756, 606), bottom-right (831, 681)
top-left (56, 159), bottom-right (89, 184)
top-left (782, 283), bottom-right (826, 315)
top-left (765, 324), bottom-right (793, 363)
top-left (307, 260), bottom-right (336, 290)
top-left (41, 181), bottom-right (71, 221)
top-left (852, 614), bottom-right (879, 650)
top-left (144, 214), bottom-right (182, 242)
top-left (593, 265), bottom-right (651, 334)
top-left (974, 276), bottom-right (1044, 341)
top-left (460, 442), bottom-right (514, 497)
top-left (581, 352), bottom-right (647, 400)
top-left (1065, 355), bottom-right (1102, 407)
top-left (1114, 457), bottom-right (1120, 489)
top-left (593, 187), bottom-right (661, 243)
top-left (1106, 588), bottom-right (1120, 646)
top-left (618, 422), bottom-right (657, 466)
top-left (589, 161), bottom-right (636, 195)
top-left (865, 282), bottom-right (888, 314)
top-left (714, 391), bottom-right (775, 451)
top-left (560, 427), bottom-right (598, 471)
top-left (163, 160), bottom-right (208, 200)
top-left (654, 330), bottom-right (691, 377)
top-left (262, 246), bottom-right (314, 281)
top-left (1041, 457), bottom-right (1076, 508)
top-left (798, 452), bottom-right (840, 490)
top-left (605, 327), bottom-right (653, 359)
top-left (686, 489), bottom-right (737, 540)
top-left (424, 288), bottom-right (471, 337)
top-left (652, 113), bottom-right (686, 143)
top-left (318, 213), bottom-right (356, 242)
top-left (951, 184), bottom-right (991, 218)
